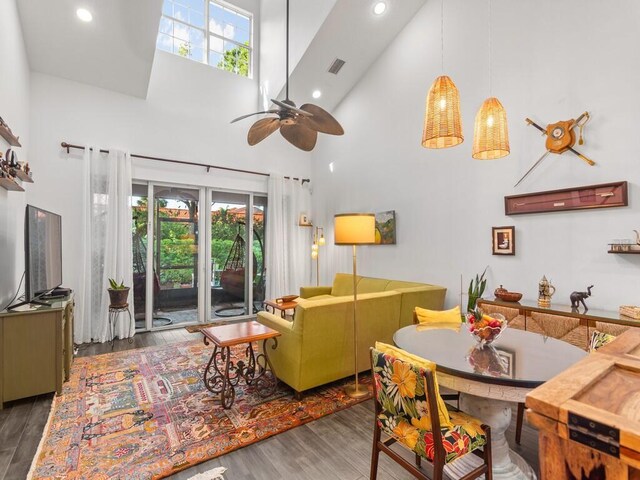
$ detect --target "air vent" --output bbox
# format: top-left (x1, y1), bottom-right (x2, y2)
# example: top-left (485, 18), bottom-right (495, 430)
top-left (328, 58), bottom-right (346, 75)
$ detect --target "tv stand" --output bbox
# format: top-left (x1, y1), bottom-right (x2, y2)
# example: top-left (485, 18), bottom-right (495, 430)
top-left (6, 299), bottom-right (51, 310)
top-left (0, 294), bottom-right (74, 409)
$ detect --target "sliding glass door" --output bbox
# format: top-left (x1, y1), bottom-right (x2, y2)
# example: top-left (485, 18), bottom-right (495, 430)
top-left (132, 182), bottom-right (266, 331)
top-left (208, 192), bottom-right (267, 320)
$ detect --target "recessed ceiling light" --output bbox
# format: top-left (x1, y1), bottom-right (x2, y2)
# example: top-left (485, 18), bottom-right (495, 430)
top-left (373, 2), bottom-right (387, 15)
top-left (312, 90), bottom-right (322, 99)
top-left (76, 8), bottom-right (93, 22)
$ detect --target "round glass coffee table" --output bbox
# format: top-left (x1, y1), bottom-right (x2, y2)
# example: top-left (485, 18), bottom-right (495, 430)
top-left (393, 325), bottom-right (587, 480)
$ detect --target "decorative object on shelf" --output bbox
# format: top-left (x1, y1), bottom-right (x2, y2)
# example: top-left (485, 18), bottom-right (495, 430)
top-left (230, 0), bottom-right (343, 151)
top-left (107, 278), bottom-right (130, 308)
top-left (374, 210), bottom-right (396, 245)
top-left (334, 213), bottom-right (375, 399)
top-left (493, 285), bottom-right (523, 302)
top-left (422, 0), bottom-right (463, 149)
top-left (515, 111), bottom-right (594, 187)
top-left (472, 0), bottom-right (510, 160)
top-left (0, 115), bottom-right (21, 146)
top-left (570, 285), bottom-right (594, 311)
top-left (0, 151), bottom-right (24, 191)
top-left (467, 267), bottom-right (488, 313)
top-left (298, 213), bottom-right (312, 226)
top-left (466, 310), bottom-right (507, 347)
top-left (620, 305), bottom-right (640, 320)
top-left (492, 226), bottom-right (515, 255)
top-left (537, 275), bottom-right (556, 307)
top-left (505, 181), bottom-right (628, 215)
top-left (635, 230), bottom-right (640, 246)
top-left (311, 226), bottom-right (325, 285)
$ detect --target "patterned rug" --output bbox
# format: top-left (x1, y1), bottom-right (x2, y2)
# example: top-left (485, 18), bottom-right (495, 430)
top-left (29, 340), bottom-right (371, 479)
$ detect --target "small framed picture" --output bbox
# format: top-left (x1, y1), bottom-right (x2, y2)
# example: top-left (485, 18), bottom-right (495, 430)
top-left (492, 226), bottom-right (515, 255)
top-left (298, 213), bottom-right (312, 227)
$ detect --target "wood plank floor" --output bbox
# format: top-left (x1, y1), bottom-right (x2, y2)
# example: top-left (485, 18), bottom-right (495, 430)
top-left (0, 329), bottom-right (539, 480)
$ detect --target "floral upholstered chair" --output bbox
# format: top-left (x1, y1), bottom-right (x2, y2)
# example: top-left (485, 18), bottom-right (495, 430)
top-left (370, 343), bottom-right (492, 480)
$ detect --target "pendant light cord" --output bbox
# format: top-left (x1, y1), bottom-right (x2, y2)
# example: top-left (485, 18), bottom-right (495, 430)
top-left (285, 0), bottom-right (290, 100)
top-left (440, 0), bottom-right (444, 73)
top-left (489, 0), bottom-right (492, 97)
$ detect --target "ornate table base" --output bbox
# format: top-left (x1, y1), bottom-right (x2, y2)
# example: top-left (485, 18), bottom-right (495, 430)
top-left (444, 394), bottom-right (536, 480)
top-left (202, 337), bottom-right (278, 409)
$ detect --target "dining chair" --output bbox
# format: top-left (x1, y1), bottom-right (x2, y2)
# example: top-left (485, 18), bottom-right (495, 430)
top-left (370, 346), bottom-right (492, 480)
top-left (412, 310), bottom-right (526, 445)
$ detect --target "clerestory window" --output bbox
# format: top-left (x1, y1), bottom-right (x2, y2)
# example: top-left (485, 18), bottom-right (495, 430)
top-left (157, 0), bottom-right (252, 78)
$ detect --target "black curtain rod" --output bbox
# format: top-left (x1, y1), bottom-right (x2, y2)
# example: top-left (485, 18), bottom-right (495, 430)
top-left (60, 142), bottom-right (310, 184)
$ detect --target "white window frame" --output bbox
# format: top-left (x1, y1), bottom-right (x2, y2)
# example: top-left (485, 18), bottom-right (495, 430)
top-left (159, 0), bottom-right (253, 78)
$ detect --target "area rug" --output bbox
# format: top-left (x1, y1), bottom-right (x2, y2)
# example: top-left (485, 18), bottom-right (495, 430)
top-left (28, 340), bottom-right (371, 480)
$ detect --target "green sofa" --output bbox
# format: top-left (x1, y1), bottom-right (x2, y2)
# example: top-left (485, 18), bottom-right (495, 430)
top-left (257, 273), bottom-right (446, 395)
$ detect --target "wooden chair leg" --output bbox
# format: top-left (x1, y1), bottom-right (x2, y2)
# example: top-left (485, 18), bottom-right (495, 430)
top-left (515, 402), bottom-right (524, 445)
top-left (484, 425), bottom-right (493, 480)
top-left (370, 424), bottom-right (381, 480)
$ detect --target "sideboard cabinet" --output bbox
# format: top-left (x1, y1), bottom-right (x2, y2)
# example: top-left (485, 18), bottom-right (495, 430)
top-left (0, 295), bottom-right (74, 409)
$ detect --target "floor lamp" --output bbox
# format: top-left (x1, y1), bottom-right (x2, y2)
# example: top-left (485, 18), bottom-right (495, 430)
top-left (334, 213), bottom-right (375, 399)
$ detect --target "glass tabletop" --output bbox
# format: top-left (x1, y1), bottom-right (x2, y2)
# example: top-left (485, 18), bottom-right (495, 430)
top-left (393, 325), bottom-right (588, 388)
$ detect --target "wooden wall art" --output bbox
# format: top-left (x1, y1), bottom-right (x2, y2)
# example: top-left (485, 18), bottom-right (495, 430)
top-left (505, 181), bottom-right (628, 215)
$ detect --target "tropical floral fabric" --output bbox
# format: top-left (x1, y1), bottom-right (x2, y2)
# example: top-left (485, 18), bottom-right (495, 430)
top-left (589, 330), bottom-right (616, 352)
top-left (372, 348), bottom-right (487, 464)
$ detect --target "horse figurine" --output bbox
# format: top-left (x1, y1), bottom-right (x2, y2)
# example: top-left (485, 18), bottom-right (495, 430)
top-left (570, 285), bottom-right (594, 311)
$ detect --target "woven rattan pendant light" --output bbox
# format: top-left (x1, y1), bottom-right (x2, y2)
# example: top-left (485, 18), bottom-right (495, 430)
top-left (472, 0), bottom-right (510, 159)
top-left (422, 0), bottom-right (463, 149)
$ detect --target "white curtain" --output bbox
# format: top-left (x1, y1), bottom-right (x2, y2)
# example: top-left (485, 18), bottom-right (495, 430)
top-left (265, 175), bottom-right (312, 300)
top-left (76, 147), bottom-right (134, 343)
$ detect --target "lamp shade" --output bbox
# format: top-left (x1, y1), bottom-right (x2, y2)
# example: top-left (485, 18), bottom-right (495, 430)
top-left (472, 97), bottom-right (510, 160)
top-left (421, 75), bottom-right (464, 149)
top-left (334, 213), bottom-right (375, 245)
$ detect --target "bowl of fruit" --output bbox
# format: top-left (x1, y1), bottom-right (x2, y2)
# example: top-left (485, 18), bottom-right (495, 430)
top-left (466, 310), bottom-right (507, 346)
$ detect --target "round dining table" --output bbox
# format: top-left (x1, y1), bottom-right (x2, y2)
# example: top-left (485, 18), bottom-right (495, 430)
top-left (393, 325), bottom-right (588, 480)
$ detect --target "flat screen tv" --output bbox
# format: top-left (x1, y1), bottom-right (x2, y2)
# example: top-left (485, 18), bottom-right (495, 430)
top-left (25, 205), bottom-right (63, 301)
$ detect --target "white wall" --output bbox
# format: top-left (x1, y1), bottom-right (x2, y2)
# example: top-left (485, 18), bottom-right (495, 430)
top-left (0, 0), bottom-right (30, 307)
top-left (311, 0), bottom-right (640, 311)
top-left (28, 49), bottom-right (309, 315)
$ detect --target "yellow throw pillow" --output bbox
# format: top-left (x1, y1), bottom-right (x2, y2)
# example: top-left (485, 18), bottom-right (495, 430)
top-left (375, 342), bottom-right (452, 428)
top-left (415, 305), bottom-right (462, 332)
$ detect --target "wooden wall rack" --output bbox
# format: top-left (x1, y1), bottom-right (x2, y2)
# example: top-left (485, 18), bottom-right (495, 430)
top-left (505, 181), bottom-right (628, 215)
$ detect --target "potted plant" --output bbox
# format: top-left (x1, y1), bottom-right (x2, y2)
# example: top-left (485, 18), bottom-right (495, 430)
top-left (467, 267), bottom-right (488, 313)
top-left (108, 278), bottom-right (130, 307)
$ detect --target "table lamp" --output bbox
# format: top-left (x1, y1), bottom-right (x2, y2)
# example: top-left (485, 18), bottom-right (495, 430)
top-left (334, 213), bottom-right (376, 398)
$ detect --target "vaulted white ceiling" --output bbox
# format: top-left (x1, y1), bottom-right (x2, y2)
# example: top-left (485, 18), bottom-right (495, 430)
top-left (17, 0), bottom-right (163, 98)
top-left (16, 0), bottom-right (426, 109)
top-left (281, 0), bottom-right (428, 111)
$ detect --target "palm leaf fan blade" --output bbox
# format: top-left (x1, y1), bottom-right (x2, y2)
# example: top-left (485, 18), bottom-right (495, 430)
top-left (248, 118), bottom-right (280, 146)
top-left (280, 123), bottom-right (318, 151)
top-left (300, 104), bottom-right (344, 135)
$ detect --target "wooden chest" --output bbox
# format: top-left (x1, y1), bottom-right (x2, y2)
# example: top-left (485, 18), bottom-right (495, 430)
top-left (526, 329), bottom-right (640, 479)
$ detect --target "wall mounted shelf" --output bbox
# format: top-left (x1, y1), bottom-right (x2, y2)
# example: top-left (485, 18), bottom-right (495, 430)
top-left (0, 177), bottom-right (25, 191)
top-left (608, 250), bottom-right (640, 254)
top-left (14, 170), bottom-right (33, 183)
top-left (0, 124), bottom-right (21, 147)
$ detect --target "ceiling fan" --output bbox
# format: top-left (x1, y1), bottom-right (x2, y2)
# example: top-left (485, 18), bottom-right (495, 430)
top-left (231, 0), bottom-right (344, 151)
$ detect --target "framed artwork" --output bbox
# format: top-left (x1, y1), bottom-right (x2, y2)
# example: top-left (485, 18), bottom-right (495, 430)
top-left (492, 226), bottom-right (515, 255)
top-left (375, 210), bottom-right (396, 244)
top-left (298, 213), bottom-right (312, 227)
